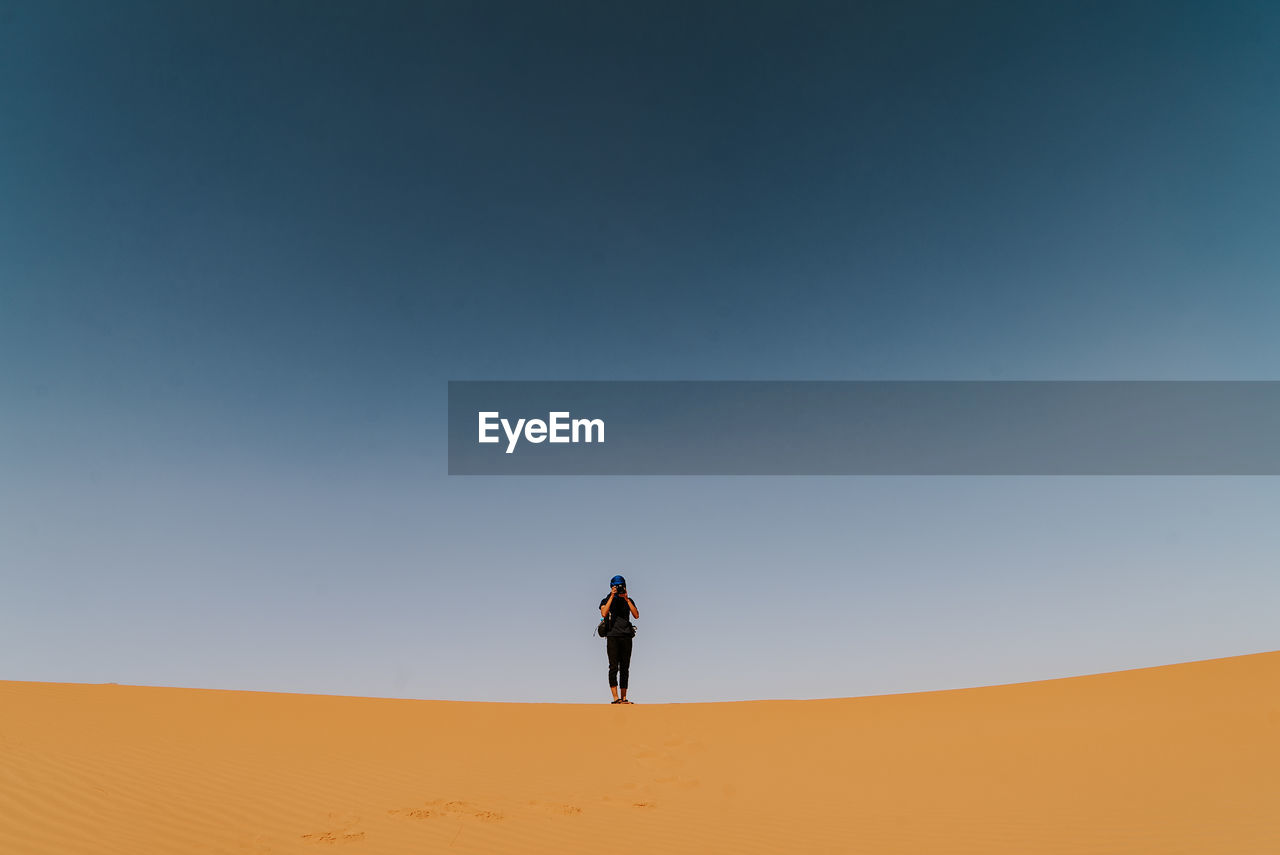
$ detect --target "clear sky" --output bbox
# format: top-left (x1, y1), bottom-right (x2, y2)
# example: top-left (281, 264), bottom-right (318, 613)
top-left (2, 2), bottom-right (1278, 703)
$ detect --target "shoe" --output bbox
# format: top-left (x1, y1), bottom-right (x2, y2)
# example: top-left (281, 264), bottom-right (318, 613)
top-left (610, 699), bottom-right (622, 704)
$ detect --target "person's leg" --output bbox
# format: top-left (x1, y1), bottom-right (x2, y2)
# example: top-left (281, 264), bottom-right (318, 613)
top-left (607, 637), bottom-right (621, 702)
top-left (618, 637), bottom-right (633, 701)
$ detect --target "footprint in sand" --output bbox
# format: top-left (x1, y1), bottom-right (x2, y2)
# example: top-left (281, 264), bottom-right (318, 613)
top-left (393, 800), bottom-right (504, 822)
top-left (302, 812), bottom-right (365, 845)
top-left (301, 830), bottom-right (366, 845)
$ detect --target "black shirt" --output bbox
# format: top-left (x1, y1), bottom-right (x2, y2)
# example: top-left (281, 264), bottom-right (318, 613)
top-left (599, 594), bottom-right (637, 637)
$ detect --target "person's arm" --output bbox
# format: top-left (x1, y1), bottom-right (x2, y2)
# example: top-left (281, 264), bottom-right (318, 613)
top-left (624, 592), bottom-right (638, 619)
top-left (600, 589), bottom-right (616, 619)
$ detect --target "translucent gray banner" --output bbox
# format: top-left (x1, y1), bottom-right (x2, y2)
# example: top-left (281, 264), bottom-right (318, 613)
top-left (447, 381), bottom-right (1280, 475)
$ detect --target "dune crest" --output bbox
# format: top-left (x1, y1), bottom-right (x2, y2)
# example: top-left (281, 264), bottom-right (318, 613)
top-left (3, 651), bottom-right (1278, 854)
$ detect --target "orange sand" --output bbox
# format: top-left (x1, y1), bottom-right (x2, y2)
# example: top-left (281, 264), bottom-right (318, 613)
top-left (3, 651), bottom-right (1278, 854)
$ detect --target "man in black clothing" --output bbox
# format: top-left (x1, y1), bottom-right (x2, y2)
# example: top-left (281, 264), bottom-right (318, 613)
top-left (599, 574), bottom-right (639, 704)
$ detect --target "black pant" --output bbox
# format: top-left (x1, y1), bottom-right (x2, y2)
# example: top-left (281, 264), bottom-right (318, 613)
top-left (607, 636), bottom-right (633, 689)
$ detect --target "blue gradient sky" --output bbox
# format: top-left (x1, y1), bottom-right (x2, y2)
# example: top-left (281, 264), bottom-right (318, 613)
top-left (2, 2), bottom-right (1278, 703)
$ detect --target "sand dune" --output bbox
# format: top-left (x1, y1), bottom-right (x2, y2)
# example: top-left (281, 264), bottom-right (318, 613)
top-left (2, 651), bottom-right (1278, 854)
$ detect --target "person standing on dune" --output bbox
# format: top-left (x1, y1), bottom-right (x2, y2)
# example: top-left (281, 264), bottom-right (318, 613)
top-left (600, 575), bottom-right (639, 704)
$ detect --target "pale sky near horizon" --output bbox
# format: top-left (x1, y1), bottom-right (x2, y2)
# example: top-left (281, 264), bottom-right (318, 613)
top-left (3, 2), bottom-right (1279, 703)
